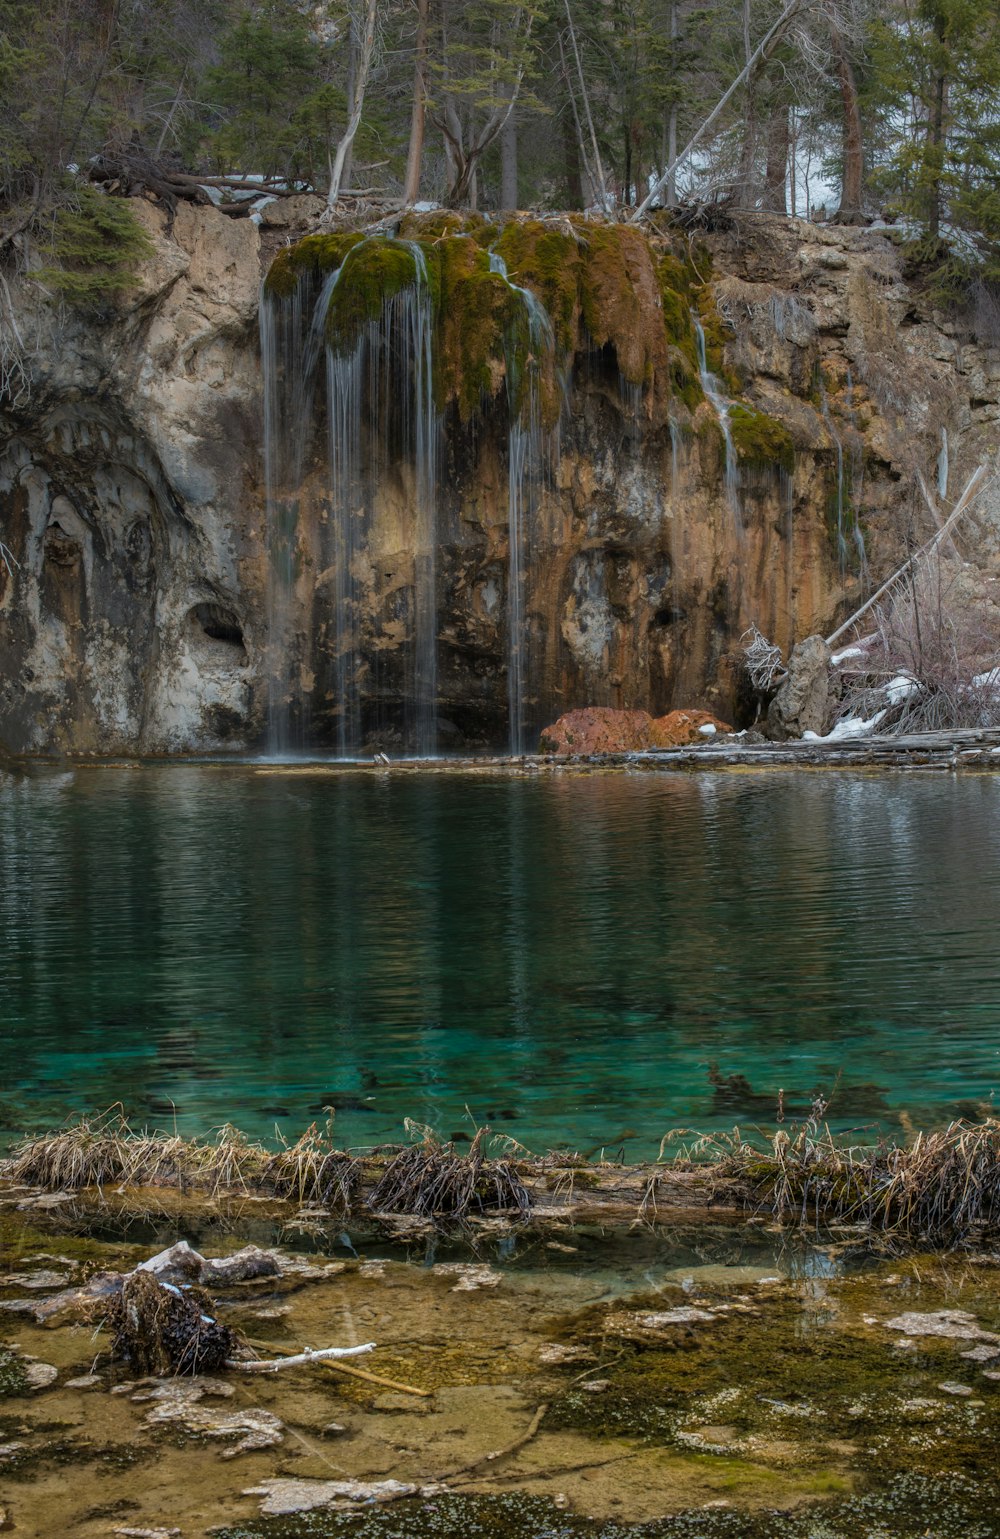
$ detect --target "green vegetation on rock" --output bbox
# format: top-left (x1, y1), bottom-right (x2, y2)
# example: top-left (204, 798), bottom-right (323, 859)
top-left (263, 222), bottom-right (761, 432)
top-left (264, 232), bottom-right (364, 299)
top-left (36, 187), bottom-right (153, 304)
top-left (728, 404), bottom-right (795, 472)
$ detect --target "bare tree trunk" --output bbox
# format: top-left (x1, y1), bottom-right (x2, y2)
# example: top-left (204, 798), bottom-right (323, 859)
top-left (830, 22), bottom-right (864, 221)
top-left (439, 75), bottom-right (526, 208)
top-left (342, 19), bottom-right (359, 194)
top-left (557, 29), bottom-right (595, 204)
top-left (327, 0), bottom-right (379, 207)
top-left (762, 105), bottom-right (788, 211)
top-left (737, 0), bottom-right (757, 202)
top-left (501, 97), bottom-right (518, 210)
top-left (631, 0), bottom-right (811, 223)
top-left (561, 103), bottom-right (584, 206)
top-left (666, 0), bottom-right (679, 206)
top-left (563, 0), bottom-right (608, 206)
top-left (402, 0), bottom-right (429, 205)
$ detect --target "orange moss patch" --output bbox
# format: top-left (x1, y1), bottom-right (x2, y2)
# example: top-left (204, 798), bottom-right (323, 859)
top-left (539, 706), bottom-right (731, 755)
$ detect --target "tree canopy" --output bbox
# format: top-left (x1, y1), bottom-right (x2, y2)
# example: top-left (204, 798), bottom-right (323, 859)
top-left (1, 0), bottom-right (1000, 301)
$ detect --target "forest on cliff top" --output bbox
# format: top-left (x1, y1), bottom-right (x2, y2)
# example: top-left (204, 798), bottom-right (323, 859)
top-left (0, 0), bottom-right (999, 307)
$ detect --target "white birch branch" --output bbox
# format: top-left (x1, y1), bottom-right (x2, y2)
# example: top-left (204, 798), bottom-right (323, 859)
top-left (227, 1342), bottom-right (377, 1373)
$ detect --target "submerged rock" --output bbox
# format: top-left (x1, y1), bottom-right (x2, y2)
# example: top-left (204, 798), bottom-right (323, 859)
top-left (884, 1310), bottom-right (998, 1342)
top-left (145, 1393), bottom-right (283, 1456)
top-left (244, 1478), bottom-right (441, 1515)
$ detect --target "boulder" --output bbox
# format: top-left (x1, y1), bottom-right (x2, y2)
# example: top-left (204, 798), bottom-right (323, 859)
top-left (539, 706), bottom-right (731, 755)
top-left (766, 635), bottom-right (834, 739)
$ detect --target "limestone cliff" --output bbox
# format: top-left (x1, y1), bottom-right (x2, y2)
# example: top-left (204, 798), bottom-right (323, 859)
top-left (1, 200), bottom-right (998, 755)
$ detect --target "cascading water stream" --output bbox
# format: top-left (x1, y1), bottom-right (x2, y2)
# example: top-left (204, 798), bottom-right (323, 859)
top-left (692, 316), bottom-right (741, 534)
top-left (262, 271), bottom-right (341, 754)
top-left (938, 427), bottom-right (950, 501)
top-left (488, 248), bottom-right (555, 756)
top-left (819, 381), bottom-right (848, 574)
top-left (261, 241), bottom-right (441, 758)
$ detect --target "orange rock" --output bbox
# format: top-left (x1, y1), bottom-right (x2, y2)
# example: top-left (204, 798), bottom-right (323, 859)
top-left (538, 706), bottom-right (730, 755)
top-left (649, 709), bottom-right (732, 746)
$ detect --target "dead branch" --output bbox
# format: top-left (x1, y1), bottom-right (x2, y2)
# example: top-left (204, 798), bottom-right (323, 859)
top-left (229, 1342), bottom-right (375, 1372)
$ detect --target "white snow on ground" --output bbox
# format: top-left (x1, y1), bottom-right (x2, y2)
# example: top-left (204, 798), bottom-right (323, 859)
top-left (973, 667), bottom-right (1000, 691)
top-left (885, 675), bottom-right (918, 705)
top-left (830, 646), bottom-right (865, 666)
top-left (803, 710), bottom-right (887, 742)
top-left (698, 723), bottom-right (717, 736)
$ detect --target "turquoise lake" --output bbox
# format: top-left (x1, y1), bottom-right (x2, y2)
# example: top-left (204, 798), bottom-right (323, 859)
top-left (2, 764), bottom-right (999, 1155)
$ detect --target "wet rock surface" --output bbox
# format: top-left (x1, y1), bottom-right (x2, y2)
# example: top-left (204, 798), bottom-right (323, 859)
top-left (2, 1210), bottom-right (1000, 1537)
top-left (3, 210), bottom-right (1000, 754)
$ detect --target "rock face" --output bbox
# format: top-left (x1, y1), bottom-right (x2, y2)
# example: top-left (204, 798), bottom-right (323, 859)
top-left (2, 204), bottom-right (999, 755)
top-left (539, 706), bottom-right (731, 755)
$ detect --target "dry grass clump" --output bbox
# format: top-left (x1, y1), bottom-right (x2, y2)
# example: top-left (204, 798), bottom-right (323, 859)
top-left (368, 1125), bottom-right (530, 1222)
top-left (683, 1117), bottom-right (1000, 1247)
top-left (5, 1107), bottom-right (193, 1191)
top-left (4, 1109), bottom-right (358, 1215)
top-left (261, 1123), bottom-right (360, 1213)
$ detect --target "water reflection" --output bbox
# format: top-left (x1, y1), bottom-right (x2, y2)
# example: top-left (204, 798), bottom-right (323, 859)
top-left (1, 767), bottom-right (999, 1151)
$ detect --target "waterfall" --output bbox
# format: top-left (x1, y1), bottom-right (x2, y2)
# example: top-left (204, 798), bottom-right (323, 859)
top-left (844, 370), bottom-right (869, 586)
top-left (326, 343), bottom-right (364, 758)
top-left (668, 415), bottom-right (682, 501)
top-left (260, 243), bottom-right (441, 758)
top-left (692, 316), bottom-right (741, 532)
top-left (819, 381), bottom-right (848, 574)
top-left (262, 237), bottom-right (556, 760)
top-left (938, 427), bottom-right (950, 501)
top-left (489, 248), bottom-right (555, 757)
top-left (261, 271), bottom-right (342, 755)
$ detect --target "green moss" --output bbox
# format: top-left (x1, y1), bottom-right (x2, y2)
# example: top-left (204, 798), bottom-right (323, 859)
top-left (0, 1346), bottom-right (28, 1399)
top-left (264, 232), bottom-right (365, 299)
top-left (325, 241), bottom-right (422, 352)
top-left (728, 404), bottom-right (795, 473)
top-left (432, 235), bottom-right (525, 419)
top-left (494, 220), bottom-right (581, 357)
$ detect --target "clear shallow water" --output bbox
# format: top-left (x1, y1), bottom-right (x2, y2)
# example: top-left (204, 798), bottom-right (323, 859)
top-left (1, 765), bottom-right (999, 1154)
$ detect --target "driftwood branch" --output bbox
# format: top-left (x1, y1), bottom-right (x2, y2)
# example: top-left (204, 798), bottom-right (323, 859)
top-left (436, 1403), bottom-right (549, 1484)
top-left (229, 1342), bottom-right (376, 1373)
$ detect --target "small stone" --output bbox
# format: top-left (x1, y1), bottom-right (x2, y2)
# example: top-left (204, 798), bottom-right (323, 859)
top-left (960, 1344), bottom-right (1000, 1363)
top-left (638, 1308), bottom-right (716, 1328)
top-left (578, 1379), bottom-right (609, 1393)
top-left (432, 1263), bottom-right (501, 1291)
top-left (113, 1529), bottom-right (182, 1538)
top-left (1, 1271), bottom-right (72, 1290)
top-left (322, 1422), bottom-right (348, 1437)
top-left (23, 1361), bottom-right (58, 1389)
top-left (65, 1373), bottom-right (103, 1389)
top-left (0, 1443), bottom-right (27, 1462)
top-left (553, 1493), bottom-right (570, 1510)
top-left (937, 1382), bottom-right (974, 1397)
top-left (245, 1478), bottom-right (422, 1515)
top-left (538, 1344), bottom-right (593, 1365)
